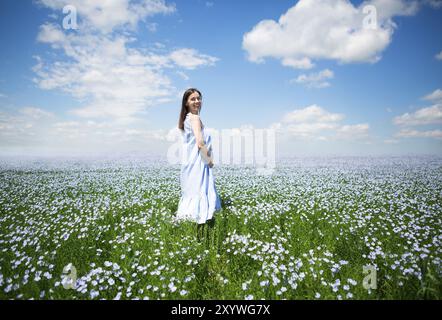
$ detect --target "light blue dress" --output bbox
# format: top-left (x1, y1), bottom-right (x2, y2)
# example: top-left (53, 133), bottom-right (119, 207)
top-left (176, 112), bottom-right (222, 224)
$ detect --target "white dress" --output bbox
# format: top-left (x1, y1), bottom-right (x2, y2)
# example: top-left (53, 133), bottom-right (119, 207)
top-left (175, 112), bottom-right (222, 224)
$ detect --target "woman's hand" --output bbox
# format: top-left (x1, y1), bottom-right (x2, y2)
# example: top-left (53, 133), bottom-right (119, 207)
top-left (208, 160), bottom-right (214, 168)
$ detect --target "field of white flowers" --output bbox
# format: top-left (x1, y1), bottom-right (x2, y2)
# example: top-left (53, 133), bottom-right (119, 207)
top-left (0, 155), bottom-right (441, 300)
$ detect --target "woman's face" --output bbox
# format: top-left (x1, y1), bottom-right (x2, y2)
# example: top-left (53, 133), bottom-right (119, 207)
top-left (186, 91), bottom-right (201, 115)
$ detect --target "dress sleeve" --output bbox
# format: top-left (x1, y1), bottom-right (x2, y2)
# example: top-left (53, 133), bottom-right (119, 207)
top-left (189, 114), bottom-right (205, 148)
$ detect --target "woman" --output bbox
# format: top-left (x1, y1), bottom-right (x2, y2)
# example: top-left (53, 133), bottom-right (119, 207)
top-left (175, 88), bottom-right (222, 227)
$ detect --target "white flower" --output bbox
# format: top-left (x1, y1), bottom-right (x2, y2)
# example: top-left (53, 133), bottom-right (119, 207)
top-left (245, 294), bottom-right (254, 300)
top-left (90, 290), bottom-right (99, 299)
top-left (260, 280), bottom-right (269, 287)
top-left (168, 282), bottom-right (177, 293)
top-left (272, 275), bottom-right (280, 285)
top-left (180, 290), bottom-right (188, 296)
top-left (315, 292), bottom-right (321, 299)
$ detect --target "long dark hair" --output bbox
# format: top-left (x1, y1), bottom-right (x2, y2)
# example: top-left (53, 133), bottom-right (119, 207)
top-left (178, 88), bottom-right (202, 131)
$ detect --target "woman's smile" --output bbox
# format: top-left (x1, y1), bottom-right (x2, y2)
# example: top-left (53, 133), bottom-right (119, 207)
top-left (187, 91), bottom-right (202, 114)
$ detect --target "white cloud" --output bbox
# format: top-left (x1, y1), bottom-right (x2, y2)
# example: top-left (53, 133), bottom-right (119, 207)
top-left (0, 107), bottom-right (57, 143)
top-left (291, 69), bottom-right (334, 88)
top-left (423, 89), bottom-right (442, 102)
top-left (34, 8), bottom-right (218, 120)
top-left (368, 0), bottom-right (419, 19)
top-left (390, 89), bottom-right (442, 141)
top-left (393, 104), bottom-right (442, 126)
top-left (37, 23), bottom-right (66, 45)
top-left (33, 29), bottom-right (174, 119)
top-left (242, 0), bottom-right (419, 69)
top-left (38, 0), bottom-right (176, 33)
top-left (19, 107), bottom-right (55, 119)
top-left (146, 22), bottom-right (158, 32)
top-left (168, 48), bottom-right (219, 70)
top-left (282, 105), bottom-right (344, 123)
top-left (176, 71), bottom-right (190, 81)
top-left (271, 105), bottom-right (369, 141)
top-left (337, 123), bottom-right (370, 136)
top-left (436, 51), bottom-right (442, 60)
top-left (282, 57), bottom-right (314, 70)
top-left (395, 129), bottom-right (442, 139)
top-left (0, 107), bottom-right (174, 156)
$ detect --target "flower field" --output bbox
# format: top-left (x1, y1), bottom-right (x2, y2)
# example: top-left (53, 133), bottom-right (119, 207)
top-left (0, 155), bottom-right (441, 300)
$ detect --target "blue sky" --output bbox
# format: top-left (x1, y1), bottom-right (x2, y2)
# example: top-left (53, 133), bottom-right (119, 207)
top-left (0, 0), bottom-right (441, 157)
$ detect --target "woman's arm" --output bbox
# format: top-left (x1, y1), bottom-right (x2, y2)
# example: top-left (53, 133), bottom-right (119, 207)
top-left (190, 114), bottom-right (213, 166)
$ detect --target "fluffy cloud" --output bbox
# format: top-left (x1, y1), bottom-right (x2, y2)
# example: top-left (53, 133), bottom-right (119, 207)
top-left (271, 105), bottom-right (369, 141)
top-left (391, 89), bottom-right (442, 141)
top-left (0, 107), bottom-right (174, 156)
top-left (19, 107), bottom-right (55, 119)
top-left (34, 2), bottom-right (218, 121)
top-left (242, 0), bottom-right (419, 69)
top-left (395, 129), bottom-right (442, 139)
top-left (34, 29), bottom-right (172, 120)
top-left (291, 69), bottom-right (334, 88)
top-left (436, 51), bottom-right (442, 60)
top-left (336, 123), bottom-right (370, 139)
top-left (393, 104), bottom-right (442, 126)
top-left (38, 0), bottom-right (176, 33)
top-left (169, 48), bottom-right (219, 70)
top-left (423, 89), bottom-right (442, 102)
top-left (282, 105), bottom-right (344, 124)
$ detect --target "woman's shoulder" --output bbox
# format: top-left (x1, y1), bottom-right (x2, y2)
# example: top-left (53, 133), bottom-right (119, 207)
top-left (186, 113), bottom-right (202, 126)
top-left (186, 112), bottom-right (200, 119)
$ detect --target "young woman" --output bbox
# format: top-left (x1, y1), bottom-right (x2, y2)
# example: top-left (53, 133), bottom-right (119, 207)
top-left (175, 88), bottom-right (222, 227)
